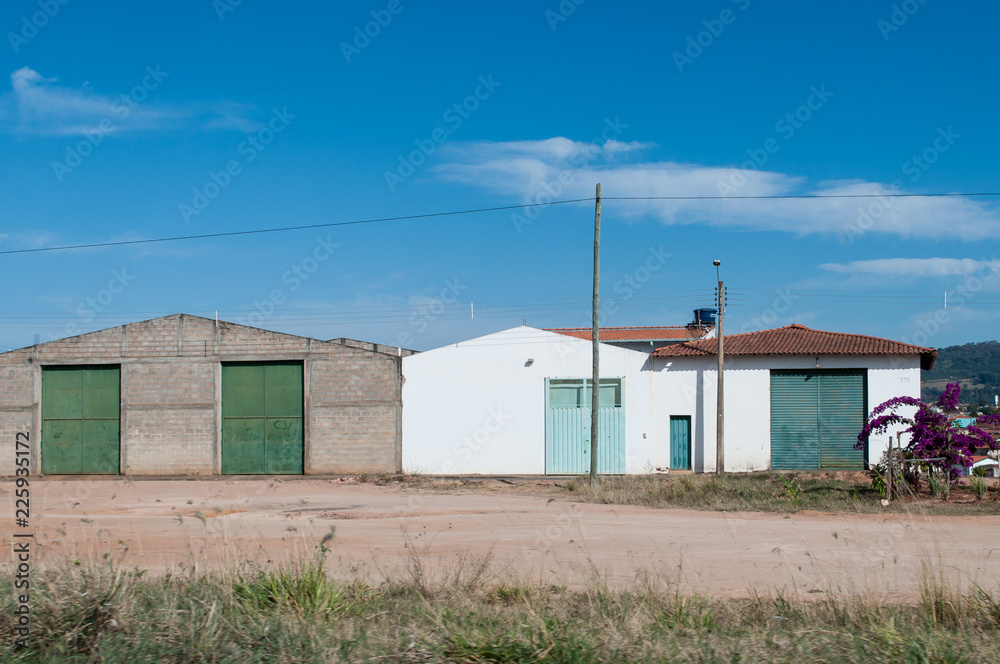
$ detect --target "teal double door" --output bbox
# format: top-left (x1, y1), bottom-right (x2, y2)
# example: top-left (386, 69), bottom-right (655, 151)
top-left (770, 370), bottom-right (866, 470)
top-left (545, 378), bottom-right (625, 474)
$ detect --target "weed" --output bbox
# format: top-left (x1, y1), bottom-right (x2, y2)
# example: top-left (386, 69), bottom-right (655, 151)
top-left (781, 476), bottom-right (802, 502)
top-left (232, 561), bottom-right (348, 615)
top-left (970, 477), bottom-right (988, 501)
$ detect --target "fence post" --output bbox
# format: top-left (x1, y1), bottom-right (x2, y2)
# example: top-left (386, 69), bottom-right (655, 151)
top-left (886, 435), bottom-right (892, 503)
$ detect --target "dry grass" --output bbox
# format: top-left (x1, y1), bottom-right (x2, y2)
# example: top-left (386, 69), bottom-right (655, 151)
top-left (371, 472), bottom-right (1000, 516)
top-left (3, 550), bottom-right (1000, 663)
top-left (555, 472), bottom-right (1000, 515)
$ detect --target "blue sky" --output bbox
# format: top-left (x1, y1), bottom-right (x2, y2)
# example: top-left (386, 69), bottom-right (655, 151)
top-left (2, 0), bottom-right (999, 352)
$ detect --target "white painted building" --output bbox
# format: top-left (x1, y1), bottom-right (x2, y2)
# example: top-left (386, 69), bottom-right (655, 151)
top-left (402, 327), bottom-right (660, 475)
top-left (402, 324), bottom-right (936, 475)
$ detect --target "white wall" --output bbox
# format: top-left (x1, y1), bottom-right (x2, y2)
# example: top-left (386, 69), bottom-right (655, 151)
top-left (652, 354), bottom-right (922, 472)
top-left (404, 325), bottom-right (924, 474)
top-left (402, 327), bottom-right (659, 474)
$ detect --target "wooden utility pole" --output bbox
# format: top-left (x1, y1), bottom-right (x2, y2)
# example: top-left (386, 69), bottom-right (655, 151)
top-left (590, 183), bottom-right (602, 486)
top-left (716, 274), bottom-right (725, 475)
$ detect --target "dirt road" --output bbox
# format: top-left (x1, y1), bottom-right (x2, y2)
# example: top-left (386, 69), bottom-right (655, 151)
top-left (4, 478), bottom-right (998, 599)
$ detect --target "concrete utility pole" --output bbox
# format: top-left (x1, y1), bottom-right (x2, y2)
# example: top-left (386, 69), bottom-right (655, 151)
top-left (715, 260), bottom-right (725, 475)
top-left (590, 183), bottom-right (602, 487)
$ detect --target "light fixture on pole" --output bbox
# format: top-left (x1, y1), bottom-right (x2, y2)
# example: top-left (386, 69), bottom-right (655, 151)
top-left (713, 260), bottom-right (725, 475)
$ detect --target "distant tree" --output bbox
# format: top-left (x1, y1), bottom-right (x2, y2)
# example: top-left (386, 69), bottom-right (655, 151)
top-left (857, 383), bottom-right (1000, 481)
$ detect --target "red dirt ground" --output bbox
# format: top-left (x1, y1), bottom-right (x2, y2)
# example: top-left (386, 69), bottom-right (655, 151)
top-left (4, 478), bottom-right (999, 599)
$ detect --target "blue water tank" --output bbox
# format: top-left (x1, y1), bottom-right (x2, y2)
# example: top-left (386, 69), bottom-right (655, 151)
top-left (694, 308), bottom-right (717, 325)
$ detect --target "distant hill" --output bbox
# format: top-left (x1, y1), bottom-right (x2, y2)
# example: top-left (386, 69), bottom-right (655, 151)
top-left (922, 340), bottom-right (1000, 406)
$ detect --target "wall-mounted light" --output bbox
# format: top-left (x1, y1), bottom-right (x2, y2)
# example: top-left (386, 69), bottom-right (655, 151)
top-left (815, 356), bottom-right (821, 368)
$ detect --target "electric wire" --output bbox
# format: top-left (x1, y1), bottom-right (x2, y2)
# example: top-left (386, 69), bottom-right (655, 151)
top-left (3, 191), bottom-right (1000, 256)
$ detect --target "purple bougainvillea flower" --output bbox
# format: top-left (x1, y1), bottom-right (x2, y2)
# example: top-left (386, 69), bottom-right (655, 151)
top-left (856, 383), bottom-right (998, 481)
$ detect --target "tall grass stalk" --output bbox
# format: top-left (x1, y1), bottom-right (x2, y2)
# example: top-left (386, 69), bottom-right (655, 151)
top-left (4, 555), bottom-right (1000, 662)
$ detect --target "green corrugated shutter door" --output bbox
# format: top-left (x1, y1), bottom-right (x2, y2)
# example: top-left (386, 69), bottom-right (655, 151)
top-left (222, 362), bottom-right (303, 474)
top-left (41, 366), bottom-right (120, 474)
top-left (770, 372), bottom-right (820, 470)
top-left (770, 370), bottom-right (865, 470)
top-left (818, 372), bottom-right (865, 469)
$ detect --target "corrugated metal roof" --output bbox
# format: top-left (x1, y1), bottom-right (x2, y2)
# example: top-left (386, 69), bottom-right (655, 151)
top-left (651, 323), bottom-right (937, 370)
top-left (546, 325), bottom-right (713, 342)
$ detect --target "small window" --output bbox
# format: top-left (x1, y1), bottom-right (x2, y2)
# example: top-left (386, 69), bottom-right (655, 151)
top-left (548, 378), bottom-right (622, 408)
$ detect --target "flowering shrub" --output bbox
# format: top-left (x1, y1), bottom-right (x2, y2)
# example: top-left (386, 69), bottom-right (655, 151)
top-left (856, 383), bottom-right (1000, 481)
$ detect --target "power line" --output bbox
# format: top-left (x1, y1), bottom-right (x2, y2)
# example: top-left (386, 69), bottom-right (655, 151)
top-left (4, 191), bottom-right (1000, 257)
top-left (0, 198), bottom-right (593, 256)
top-left (605, 192), bottom-right (1000, 201)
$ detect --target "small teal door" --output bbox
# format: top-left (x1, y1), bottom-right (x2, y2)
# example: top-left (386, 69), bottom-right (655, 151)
top-left (546, 378), bottom-right (625, 474)
top-left (669, 416), bottom-right (691, 470)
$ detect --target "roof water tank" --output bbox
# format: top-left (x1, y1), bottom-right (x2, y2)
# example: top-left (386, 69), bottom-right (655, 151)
top-left (694, 308), bottom-right (717, 325)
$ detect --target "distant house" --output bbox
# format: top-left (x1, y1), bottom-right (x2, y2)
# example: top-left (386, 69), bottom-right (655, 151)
top-left (968, 456), bottom-right (999, 477)
top-left (402, 323), bottom-right (936, 475)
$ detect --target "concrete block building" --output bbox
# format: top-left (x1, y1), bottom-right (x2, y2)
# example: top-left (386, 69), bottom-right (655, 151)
top-left (0, 314), bottom-right (409, 476)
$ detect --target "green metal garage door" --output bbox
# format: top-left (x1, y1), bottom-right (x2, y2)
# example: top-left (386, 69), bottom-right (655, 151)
top-left (770, 370), bottom-right (865, 470)
top-left (545, 378), bottom-right (625, 474)
top-left (41, 366), bottom-right (120, 474)
top-left (222, 362), bottom-right (303, 474)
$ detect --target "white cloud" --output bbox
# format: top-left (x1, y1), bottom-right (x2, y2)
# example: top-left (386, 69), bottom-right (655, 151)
top-left (435, 138), bottom-right (1000, 241)
top-left (0, 67), bottom-right (259, 136)
top-left (820, 257), bottom-right (999, 277)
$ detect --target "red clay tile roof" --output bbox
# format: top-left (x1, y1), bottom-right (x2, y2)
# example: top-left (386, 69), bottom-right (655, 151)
top-left (650, 324), bottom-right (937, 370)
top-left (546, 325), bottom-right (712, 342)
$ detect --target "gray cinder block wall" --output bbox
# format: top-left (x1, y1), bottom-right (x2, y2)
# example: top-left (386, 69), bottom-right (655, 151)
top-left (0, 314), bottom-right (408, 476)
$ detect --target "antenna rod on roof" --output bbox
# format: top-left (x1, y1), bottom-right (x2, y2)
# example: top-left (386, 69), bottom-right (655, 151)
top-left (471, 302), bottom-right (474, 320)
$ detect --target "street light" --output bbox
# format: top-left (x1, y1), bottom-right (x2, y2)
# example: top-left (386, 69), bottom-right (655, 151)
top-left (714, 260), bottom-right (724, 475)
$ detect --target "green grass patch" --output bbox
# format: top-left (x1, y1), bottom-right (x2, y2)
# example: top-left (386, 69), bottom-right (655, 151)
top-left (3, 558), bottom-right (1000, 662)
